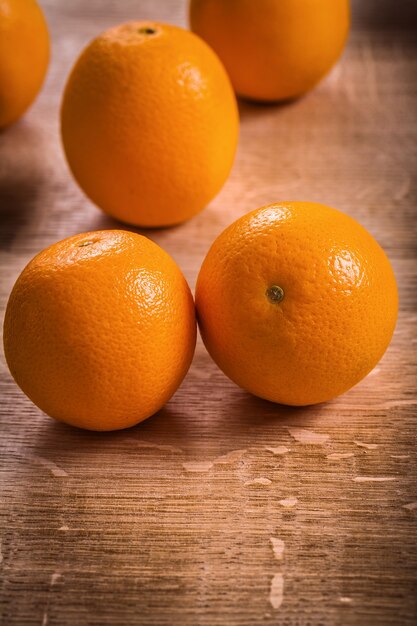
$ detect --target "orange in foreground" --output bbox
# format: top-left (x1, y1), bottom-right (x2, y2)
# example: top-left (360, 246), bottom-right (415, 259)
top-left (196, 202), bottom-right (398, 406)
top-left (3, 231), bottom-right (196, 431)
top-left (0, 0), bottom-right (49, 128)
top-left (190, 0), bottom-right (350, 102)
top-left (61, 21), bottom-right (239, 227)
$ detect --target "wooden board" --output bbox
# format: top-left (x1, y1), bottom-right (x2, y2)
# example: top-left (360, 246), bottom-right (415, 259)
top-left (1, 1), bottom-right (416, 624)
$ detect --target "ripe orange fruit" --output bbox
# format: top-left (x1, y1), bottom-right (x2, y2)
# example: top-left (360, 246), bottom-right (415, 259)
top-left (196, 202), bottom-right (398, 406)
top-left (3, 230), bottom-right (196, 431)
top-left (190, 0), bottom-right (350, 101)
top-left (61, 21), bottom-right (239, 227)
top-left (0, 0), bottom-right (49, 128)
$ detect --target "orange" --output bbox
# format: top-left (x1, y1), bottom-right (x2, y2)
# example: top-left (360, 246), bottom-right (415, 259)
top-left (61, 21), bottom-right (239, 227)
top-left (195, 202), bottom-right (398, 406)
top-left (0, 0), bottom-right (49, 128)
top-left (190, 0), bottom-right (350, 101)
top-left (3, 230), bottom-right (196, 431)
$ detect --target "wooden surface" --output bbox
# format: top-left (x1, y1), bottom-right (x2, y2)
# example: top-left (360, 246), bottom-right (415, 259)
top-left (1, 1), bottom-right (416, 624)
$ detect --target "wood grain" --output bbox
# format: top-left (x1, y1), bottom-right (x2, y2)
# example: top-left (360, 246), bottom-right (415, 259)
top-left (1, 1), bottom-right (416, 624)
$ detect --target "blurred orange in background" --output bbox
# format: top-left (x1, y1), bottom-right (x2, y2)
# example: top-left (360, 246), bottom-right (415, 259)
top-left (190, 0), bottom-right (350, 101)
top-left (0, 0), bottom-right (49, 128)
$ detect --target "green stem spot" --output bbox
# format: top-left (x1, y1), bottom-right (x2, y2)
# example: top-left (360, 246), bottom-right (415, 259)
top-left (266, 285), bottom-right (284, 303)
